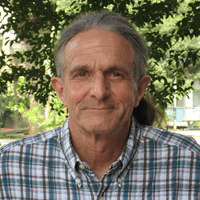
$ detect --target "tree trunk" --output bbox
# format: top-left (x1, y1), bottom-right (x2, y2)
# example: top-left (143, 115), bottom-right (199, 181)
top-left (14, 75), bottom-right (18, 129)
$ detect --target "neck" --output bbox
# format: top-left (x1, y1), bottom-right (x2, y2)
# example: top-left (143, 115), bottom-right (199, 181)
top-left (69, 120), bottom-right (130, 179)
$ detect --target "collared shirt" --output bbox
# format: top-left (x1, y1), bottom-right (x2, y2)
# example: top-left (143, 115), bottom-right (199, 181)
top-left (0, 116), bottom-right (200, 200)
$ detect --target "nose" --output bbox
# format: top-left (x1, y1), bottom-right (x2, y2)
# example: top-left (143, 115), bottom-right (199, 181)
top-left (90, 73), bottom-right (110, 100)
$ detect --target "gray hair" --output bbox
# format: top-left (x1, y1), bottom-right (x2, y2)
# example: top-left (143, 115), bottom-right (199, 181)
top-left (55, 11), bottom-right (147, 82)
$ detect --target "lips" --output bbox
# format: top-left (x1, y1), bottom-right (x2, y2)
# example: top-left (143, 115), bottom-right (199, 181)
top-left (87, 108), bottom-right (112, 110)
top-left (83, 107), bottom-right (113, 110)
top-left (80, 101), bottom-right (115, 110)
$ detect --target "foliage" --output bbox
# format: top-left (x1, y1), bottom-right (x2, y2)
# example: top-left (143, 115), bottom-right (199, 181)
top-left (8, 93), bottom-right (67, 133)
top-left (0, 0), bottom-right (200, 111)
top-left (0, 77), bottom-right (29, 128)
top-left (0, 79), bottom-right (22, 128)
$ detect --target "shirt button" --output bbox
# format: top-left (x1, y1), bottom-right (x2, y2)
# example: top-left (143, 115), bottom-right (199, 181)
top-left (117, 177), bottom-right (122, 187)
top-left (79, 164), bottom-right (85, 170)
top-left (76, 178), bottom-right (82, 188)
top-left (118, 178), bottom-right (122, 183)
top-left (77, 178), bottom-right (81, 184)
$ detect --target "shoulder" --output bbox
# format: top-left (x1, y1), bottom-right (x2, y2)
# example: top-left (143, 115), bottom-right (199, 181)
top-left (0, 127), bottom-right (62, 156)
top-left (140, 125), bottom-right (200, 157)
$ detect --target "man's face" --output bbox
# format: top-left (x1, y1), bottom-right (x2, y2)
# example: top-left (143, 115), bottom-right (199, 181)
top-left (52, 28), bottom-right (149, 135)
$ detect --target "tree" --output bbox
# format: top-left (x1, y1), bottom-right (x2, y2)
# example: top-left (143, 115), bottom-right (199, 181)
top-left (0, 77), bottom-right (30, 128)
top-left (0, 0), bottom-right (200, 112)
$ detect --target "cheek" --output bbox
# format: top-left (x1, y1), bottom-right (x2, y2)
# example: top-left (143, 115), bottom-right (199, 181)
top-left (114, 83), bottom-right (137, 106)
top-left (64, 82), bottom-right (88, 106)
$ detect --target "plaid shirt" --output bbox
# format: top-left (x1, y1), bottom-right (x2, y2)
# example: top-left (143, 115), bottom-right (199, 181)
top-left (0, 116), bottom-right (200, 200)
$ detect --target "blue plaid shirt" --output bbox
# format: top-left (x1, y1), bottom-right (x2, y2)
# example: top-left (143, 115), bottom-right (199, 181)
top-left (0, 116), bottom-right (200, 199)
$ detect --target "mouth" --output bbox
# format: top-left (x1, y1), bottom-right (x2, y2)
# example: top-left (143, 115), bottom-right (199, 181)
top-left (86, 107), bottom-right (113, 110)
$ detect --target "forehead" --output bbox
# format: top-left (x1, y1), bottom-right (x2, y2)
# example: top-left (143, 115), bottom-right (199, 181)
top-left (64, 28), bottom-right (135, 69)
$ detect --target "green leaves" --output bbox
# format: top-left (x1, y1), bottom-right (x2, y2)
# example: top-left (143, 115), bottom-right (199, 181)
top-left (177, 1), bottom-right (200, 39)
top-left (0, 0), bottom-right (200, 112)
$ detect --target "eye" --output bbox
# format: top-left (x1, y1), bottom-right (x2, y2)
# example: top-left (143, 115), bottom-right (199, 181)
top-left (78, 72), bottom-right (87, 77)
top-left (112, 72), bottom-right (121, 77)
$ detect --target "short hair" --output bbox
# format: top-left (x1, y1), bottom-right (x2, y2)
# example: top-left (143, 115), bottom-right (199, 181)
top-left (55, 11), bottom-right (147, 82)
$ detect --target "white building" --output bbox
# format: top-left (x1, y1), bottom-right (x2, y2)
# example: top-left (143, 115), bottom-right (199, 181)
top-left (166, 79), bottom-right (200, 129)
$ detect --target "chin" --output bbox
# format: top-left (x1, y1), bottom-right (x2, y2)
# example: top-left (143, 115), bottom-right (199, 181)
top-left (81, 119), bottom-right (119, 134)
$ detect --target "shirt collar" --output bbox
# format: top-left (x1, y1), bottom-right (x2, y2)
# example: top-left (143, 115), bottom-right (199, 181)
top-left (115, 116), bottom-right (142, 171)
top-left (59, 118), bottom-right (81, 171)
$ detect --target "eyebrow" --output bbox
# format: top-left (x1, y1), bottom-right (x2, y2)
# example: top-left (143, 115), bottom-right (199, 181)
top-left (104, 66), bottom-right (130, 76)
top-left (68, 65), bottom-right (90, 76)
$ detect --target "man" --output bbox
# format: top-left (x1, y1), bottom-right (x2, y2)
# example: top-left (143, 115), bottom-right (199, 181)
top-left (0, 11), bottom-right (199, 199)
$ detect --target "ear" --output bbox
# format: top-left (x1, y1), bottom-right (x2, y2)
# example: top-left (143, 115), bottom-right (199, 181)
top-left (51, 77), bottom-right (68, 107)
top-left (134, 75), bottom-right (150, 108)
